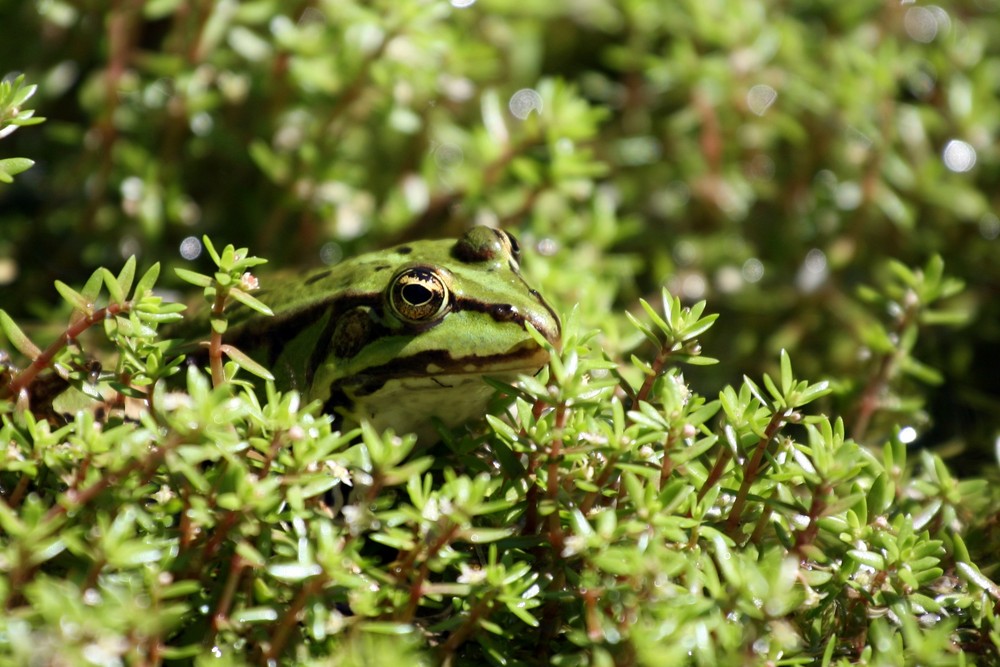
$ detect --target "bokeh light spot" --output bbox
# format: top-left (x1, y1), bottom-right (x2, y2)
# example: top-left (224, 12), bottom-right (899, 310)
top-left (179, 236), bottom-right (202, 260)
top-left (747, 84), bottom-right (777, 116)
top-left (942, 139), bottom-right (976, 172)
top-left (509, 88), bottom-right (543, 120)
top-left (742, 258), bottom-right (764, 283)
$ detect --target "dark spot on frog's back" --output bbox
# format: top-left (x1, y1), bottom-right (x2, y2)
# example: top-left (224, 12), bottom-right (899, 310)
top-left (331, 308), bottom-right (380, 359)
top-left (304, 269), bottom-right (332, 286)
top-left (396, 246), bottom-right (413, 255)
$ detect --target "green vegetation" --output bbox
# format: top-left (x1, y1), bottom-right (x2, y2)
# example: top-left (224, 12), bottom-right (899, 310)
top-left (1, 1), bottom-right (998, 665)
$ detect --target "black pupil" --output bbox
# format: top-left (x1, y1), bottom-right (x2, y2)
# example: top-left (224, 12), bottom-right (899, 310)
top-left (402, 282), bottom-right (433, 305)
top-left (504, 231), bottom-right (521, 259)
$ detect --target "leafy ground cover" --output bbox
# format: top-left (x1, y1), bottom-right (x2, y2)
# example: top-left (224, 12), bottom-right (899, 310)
top-left (2, 1), bottom-right (999, 664)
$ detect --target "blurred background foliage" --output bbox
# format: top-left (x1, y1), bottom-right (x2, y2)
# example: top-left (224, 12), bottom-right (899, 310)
top-left (1, 0), bottom-right (997, 462)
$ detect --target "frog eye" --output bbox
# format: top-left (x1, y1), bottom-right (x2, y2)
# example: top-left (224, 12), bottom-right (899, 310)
top-left (501, 230), bottom-right (521, 261)
top-left (453, 226), bottom-right (520, 263)
top-left (387, 266), bottom-right (452, 324)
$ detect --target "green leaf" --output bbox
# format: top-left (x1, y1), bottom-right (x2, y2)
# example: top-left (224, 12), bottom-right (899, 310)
top-left (848, 549), bottom-right (886, 570)
top-left (762, 372), bottom-right (782, 404)
top-left (133, 262), bottom-right (162, 298)
top-left (796, 380), bottom-right (831, 405)
top-left (174, 267), bottom-right (213, 288)
top-left (116, 255), bottom-right (137, 299)
top-left (461, 527), bottom-right (514, 543)
top-left (228, 287), bottom-right (274, 316)
top-left (780, 349), bottom-right (793, 396)
top-left (0, 157), bottom-right (35, 183)
top-left (0, 310), bottom-right (41, 358)
top-left (639, 297), bottom-right (671, 337)
top-left (267, 562), bottom-right (322, 581)
top-left (220, 344), bottom-right (274, 381)
top-left (54, 280), bottom-right (93, 314)
top-left (101, 268), bottom-right (126, 305)
top-left (679, 312), bottom-right (718, 340)
top-left (10, 80), bottom-right (37, 107)
top-left (899, 356), bottom-right (943, 385)
top-left (202, 236), bottom-right (222, 266)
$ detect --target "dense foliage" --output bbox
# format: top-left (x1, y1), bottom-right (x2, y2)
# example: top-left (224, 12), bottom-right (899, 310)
top-left (1, 1), bottom-right (998, 665)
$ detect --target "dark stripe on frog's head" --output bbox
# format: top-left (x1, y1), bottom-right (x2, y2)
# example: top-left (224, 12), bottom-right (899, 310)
top-left (258, 288), bottom-right (554, 388)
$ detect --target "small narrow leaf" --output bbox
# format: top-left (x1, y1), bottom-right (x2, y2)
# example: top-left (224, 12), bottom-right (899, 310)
top-left (133, 262), bottom-right (161, 298)
top-left (101, 268), bottom-right (126, 305)
top-left (174, 268), bottom-right (214, 288)
top-left (639, 298), bottom-right (671, 337)
top-left (848, 549), bottom-right (886, 570)
top-left (54, 280), bottom-right (93, 314)
top-left (228, 287), bottom-right (274, 316)
top-left (780, 349), bottom-right (793, 396)
top-left (679, 313), bottom-right (719, 340)
top-left (220, 344), bottom-right (274, 381)
top-left (202, 236), bottom-right (222, 266)
top-left (116, 255), bottom-right (137, 299)
top-left (762, 372), bottom-right (782, 404)
top-left (796, 380), bottom-right (832, 406)
top-left (0, 157), bottom-right (35, 182)
top-left (80, 269), bottom-right (105, 305)
top-left (0, 310), bottom-right (41, 358)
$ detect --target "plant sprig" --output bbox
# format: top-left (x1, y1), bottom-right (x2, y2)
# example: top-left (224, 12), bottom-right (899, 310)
top-left (0, 257), bottom-right (184, 410)
top-left (174, 236), bottom-right (273, 388)
top-left (0, 73), bottom-right (45, 184)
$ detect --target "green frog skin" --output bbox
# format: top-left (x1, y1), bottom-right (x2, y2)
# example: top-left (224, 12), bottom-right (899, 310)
top-left (221, 226), bottom-right (561, 441)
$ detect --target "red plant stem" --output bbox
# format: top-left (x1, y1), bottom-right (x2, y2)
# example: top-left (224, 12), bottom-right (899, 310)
top-left (659, 430), bottom-right (678, 490)
top-left (208, 288), bottom-right (228, 388)
top-left (634, 344), bottom-right (672, 407)
top-left (2, 302), bottom-right (132, 400)
top-left (398, 522), bottom-right (461, 623)
top-left (6, 474), bottom-right (30, 508)
top-left (523, 453), bottom-right (541, 535)
top-left (198, 511), bottom-right (241, 569)
top-left (583, 585), bottom-right (603, 641)
top-left (724, 410), bottom-right (789, 534)
top-left (794, 483), bottom-right (830, 554)
top-left (522, 397), bottom-right (549, 536)
top-left (749, 496), bottom-right (775, 545)
top-left (45, 440), bottom-right (170, 522)
top-left (438, 594), bottom-right (496, 658)
top-left (212, 554), bottom-right (246, 633)
top-left (179, 489), bottom-right (194, 549)
top-left (546, 404), bottom-right (568, 553)
top-left (265, 575), bottom-right (327, 662)
top-left (850, 302), bottom-right (918, 443)
top-left (697, 447), bottom-right (732, 501)
top-left (850, 351), bottom-right (895, 444)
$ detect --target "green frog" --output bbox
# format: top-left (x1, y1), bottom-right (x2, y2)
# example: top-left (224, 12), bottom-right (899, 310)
top-left (218, 226), bottom-right (560, 441)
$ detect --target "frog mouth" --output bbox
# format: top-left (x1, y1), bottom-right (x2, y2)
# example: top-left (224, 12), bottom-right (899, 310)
top-left (338, 341), bottom-right (551, 397)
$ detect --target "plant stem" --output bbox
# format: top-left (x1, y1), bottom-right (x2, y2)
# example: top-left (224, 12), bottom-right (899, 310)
top-left (697, 447), bottom-right (731, 501)
top-left (265, 575), bottom-right (326, 662)
top-left (209, 288), bottom-right (228, 388)
top-left (794, 483), bottom-right (830, 554)
top-left (634, 343), bottom-right (673, 407)
top-left (724, 410), bottom-right (788, 535)
top-left (2, 302), bottom-right (132, 400)
top-left (212, 554), bottom-right (246, 633)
